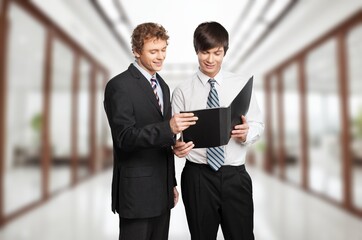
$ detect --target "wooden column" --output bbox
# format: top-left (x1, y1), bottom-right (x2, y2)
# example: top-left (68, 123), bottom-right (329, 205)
top-left (71, 53), bottom-right (80, 185)
top-left (336, 30), bottom-right (352, 210)
top-left (264, 74), bottom-right (273, 173)
top-left (89, 63), bottom-right (97, 174)
top-left (41, 28), bottom-right (54, 200)
top-left (0, 0), bottom-right (9, 227)
top-left (298, 57), bottom-right (309, 190)
top-left (277, 70), bottom-right (286, 180)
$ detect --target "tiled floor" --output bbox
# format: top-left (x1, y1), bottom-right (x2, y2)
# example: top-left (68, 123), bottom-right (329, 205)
top-left (1, 158), bottom-right (361, 240)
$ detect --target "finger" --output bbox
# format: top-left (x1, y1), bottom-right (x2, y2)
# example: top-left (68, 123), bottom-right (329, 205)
top-left (178, 141), bottom-right (194, 152)
top-left (183, 143), bottom-right (195, 152)
top-left (231, 130), bottom-right (248, 136)
top-left (178, 112), bottom-right (195, 117)
top-left (177, 117), bottom-right (198, 124)
top-left (174, 141), bottom-right (186, 147)
top-left (178, 123), bottom-right (196, 131)
top-left (175, 120), bottom-right (196, 128)
top-left (182, 121), bottom-right (197, 127)
top-left (234, 124), bottom-right (249, 130)
top-left (231, 133), bottom-right (246, 139)
top-left (183, 141), bottom-right (194, 148)
top-left (177, 143), bottom-right (194, 157)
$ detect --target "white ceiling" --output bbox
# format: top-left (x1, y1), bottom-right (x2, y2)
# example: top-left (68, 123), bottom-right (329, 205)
top-left (94, 0), bottom-right (296, 75)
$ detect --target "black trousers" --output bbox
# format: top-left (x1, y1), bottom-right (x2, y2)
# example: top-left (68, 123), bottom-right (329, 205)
top-left (119, 210), bottom-right (170, 240)
top-left (181, 161), bottom-right (254, 240)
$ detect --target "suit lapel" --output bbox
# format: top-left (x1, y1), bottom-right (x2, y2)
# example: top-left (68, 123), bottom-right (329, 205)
top-left (128, 65), bottom-right (163, 116)
top-left (156, 73), bottom-right (169, 117)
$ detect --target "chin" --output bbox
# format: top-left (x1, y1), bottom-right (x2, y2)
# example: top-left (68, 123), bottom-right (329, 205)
top-left (154, 66), bottom-right (163, 71)
top-left (203, 69), bottom-right (215, 75)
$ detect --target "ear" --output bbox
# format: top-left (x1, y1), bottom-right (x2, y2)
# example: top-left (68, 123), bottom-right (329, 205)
top-left (133, 49), bottom-right (141, 58)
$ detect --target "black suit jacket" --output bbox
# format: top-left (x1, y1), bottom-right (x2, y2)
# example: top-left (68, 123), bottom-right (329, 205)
top-left (104, 64), bottom-right (176, 219)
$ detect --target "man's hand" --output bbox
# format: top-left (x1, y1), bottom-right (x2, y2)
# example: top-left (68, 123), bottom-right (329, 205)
top-left (169, 113), bottom-right (198, 134)
top-left (173, 140), bottom-right (194, 158)
top-left (173, 187), bottom-right (179, 206)
top-left (231, 115), bottom-right (249, 142)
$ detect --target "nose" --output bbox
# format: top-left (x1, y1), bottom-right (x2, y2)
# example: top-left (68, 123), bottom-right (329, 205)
top-left (206, 54), bottom-right (214, 63)
top-left (157, 51), bottom-right (165, 59)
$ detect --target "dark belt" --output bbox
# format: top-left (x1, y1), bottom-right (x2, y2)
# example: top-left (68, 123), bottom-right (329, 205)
top-left (185, 160), bottom-right (245, 172)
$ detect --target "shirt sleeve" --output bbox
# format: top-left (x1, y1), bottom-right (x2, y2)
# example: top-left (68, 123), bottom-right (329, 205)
top-left (241, 90), bottom-right (265, 146)
top-left (171, 87), bottom-right (185, 114)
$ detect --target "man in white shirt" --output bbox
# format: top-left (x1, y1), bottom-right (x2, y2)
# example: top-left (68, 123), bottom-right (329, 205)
top-left (172, 21), bottom-right (264, 240)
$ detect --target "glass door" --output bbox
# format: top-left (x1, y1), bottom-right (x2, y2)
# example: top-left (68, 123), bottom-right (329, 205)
top-left (4, 4), bottom-right (45, 215)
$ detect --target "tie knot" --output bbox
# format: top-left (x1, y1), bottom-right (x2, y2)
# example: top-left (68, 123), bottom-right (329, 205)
top-left (150, 77), bottom-right (158, 88)
top-left (208, 79), bottom-right (216, 88)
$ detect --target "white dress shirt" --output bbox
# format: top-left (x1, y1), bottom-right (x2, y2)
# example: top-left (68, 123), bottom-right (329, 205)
top-left (171, 69), bottom-right (264, 166)
top-left (133, 61), bottom-right (164, 111)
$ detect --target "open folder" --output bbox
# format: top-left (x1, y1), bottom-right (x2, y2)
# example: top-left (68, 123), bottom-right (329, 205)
top-left (181, 76), bottom-right (253, 148)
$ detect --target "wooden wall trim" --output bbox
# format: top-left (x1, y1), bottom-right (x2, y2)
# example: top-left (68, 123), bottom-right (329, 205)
top-left (263, 75), bottom-right (273, 173)
top-left (89, 63), bottom-right (97, 174)
top-left (298, 57), bottom-right (308, 190)
top-left (41, 28), bottom-right (54, 200)
top-left (277, 70), bottom-right (286, 180)
top-left (336, 30), bottom-right (352, 210)
top-left (71, 53), bottom-right (80, 185)
top-left (0, 0), bottom-right (10, 227)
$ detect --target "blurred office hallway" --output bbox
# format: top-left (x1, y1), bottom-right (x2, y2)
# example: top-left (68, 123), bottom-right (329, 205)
top-left (0, 158), bottom-right (361, 240)
top-left (1, 0), bottom-right (362, 239)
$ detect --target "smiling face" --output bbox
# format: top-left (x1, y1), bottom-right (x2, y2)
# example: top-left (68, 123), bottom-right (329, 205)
top-left (197, 46), bottom-right (224, 78)
top-left (134, 37), bottom-right (167, 75)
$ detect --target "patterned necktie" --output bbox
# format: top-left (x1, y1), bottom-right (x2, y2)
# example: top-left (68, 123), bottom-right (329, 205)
top-left (150, 76), bottom-right (162, 112)
top-left (206, 79), bottom-right (224, 171)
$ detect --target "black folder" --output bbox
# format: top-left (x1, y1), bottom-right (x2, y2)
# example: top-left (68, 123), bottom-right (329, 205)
top-left (181, 76), bottom-right (253, 148)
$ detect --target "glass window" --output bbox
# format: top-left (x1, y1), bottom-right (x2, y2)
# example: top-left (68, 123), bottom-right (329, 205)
top-left (95, 71), bottom-right (109, 170)
top-left (347, 23), bottom-right (362, 210)
top-left (49, 38), bottom-right (73, 193)
top-left (306, 39), bottom-right (343, 202)
top-left (4, 4), bottom-right (45, 215)
top-left (282, 63), bottom-right (302, 185)
top-left (250, 89), bottom-right (266, 169)
top-left (270, 75), bottom-right (280, 175)
top-left (77, 58), bottom-right (91, 179)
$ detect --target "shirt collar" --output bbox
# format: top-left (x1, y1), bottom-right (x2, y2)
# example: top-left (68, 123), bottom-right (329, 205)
top-left (133, 60), bottom-right (154, 82)
top-left (196, 68), bottom-right (223, 86)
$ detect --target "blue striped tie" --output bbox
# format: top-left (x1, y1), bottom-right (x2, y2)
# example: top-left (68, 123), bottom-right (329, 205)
top-left (206, 79), bottom-right (224, 171)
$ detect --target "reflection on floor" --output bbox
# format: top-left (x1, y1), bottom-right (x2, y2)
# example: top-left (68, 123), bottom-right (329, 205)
top-left (0, 158), bottom-right (361, 240)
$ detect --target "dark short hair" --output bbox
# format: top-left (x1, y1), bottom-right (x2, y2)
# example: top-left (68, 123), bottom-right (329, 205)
top-left (131, 22), bottom-right (169, 54)
top-left (193, 21), bottom-right (229, 55)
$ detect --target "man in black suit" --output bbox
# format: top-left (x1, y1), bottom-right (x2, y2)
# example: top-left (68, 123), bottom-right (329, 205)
top-left (104, 22), bottom-right (197, 240)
